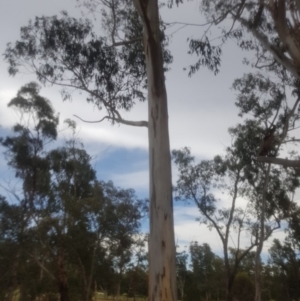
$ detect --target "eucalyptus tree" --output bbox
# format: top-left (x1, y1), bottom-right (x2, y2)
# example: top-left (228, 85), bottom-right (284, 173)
top-left (173, 0), bottom-right (300, 169)
top-left (172, 116), bottom-right (300, 301)
top-left (0, 83), bottom-right (61, 300)
top-left (232, 70), bottom-right (300, 301)
top-left (176, 249), bottom-right (188, 300)
top-left (4, 1), bottom-right (177, 299)
top-left (0, 83), bottom-right (145, 301)
top-left (0, 196), bottom-right (27, 301)
top-left (97, 180), bottom-right (145, 300)
top-left (189, 242), bottom-right (219, 301)
top-left (231, 271), bottom-right (255, 301)
top-left (124, 234), bottom-right (148, 300)
top-left (173, 146), bottom-right (257, 301)
top-left (192, 0), bottom-right (300, 79)
top-left (269, 237), bottom-right (300, 301)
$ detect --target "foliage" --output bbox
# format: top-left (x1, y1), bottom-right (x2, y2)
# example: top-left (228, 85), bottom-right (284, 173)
top-left (232, 271), bottom-right (255, 301)
top-left (0, 83), bottom-right (146, 301)
top-left (172, 114), bottom-right (300, 301)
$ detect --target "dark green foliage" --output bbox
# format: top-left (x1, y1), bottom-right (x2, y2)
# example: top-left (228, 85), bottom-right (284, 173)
top-left (232, 73), bottom-right (285, 119)
top-left (190, 242), bottom-right (220, 299)
top-left (1, 82), bottom-right (58, 205)
top-left (181, 242), bottom-right (225, 301)
top-left (122, 266), bottom-right (147, 298)
top-left (4, 3), bottom-right (172, 121)
top-left (5, 13), bottom-right (142, 111)
top-left (232, 272), bottom-right (255, 301)
top-left (188, 37), bottom-right (222, 76)
top-left (0, 84), bottom-right (145, 301)
top-left (172, 147), bottom-right (222, 217)
top-left (268, 238), bottom-right (300, 301)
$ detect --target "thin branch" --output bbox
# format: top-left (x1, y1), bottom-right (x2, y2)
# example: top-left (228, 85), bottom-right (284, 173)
top-left (255, 58), bottom-right (276, 69)
top-left (164, 21), bottom-right (213, 27)
top-left (225, 171), bottom-right (240, 244)
top-left (111, 0), bottom-right (117, 45)
top-left (74, 114), bottom-right (148, 128)
top-left (237, 17), bottom-right (300, 80)
top-left (228, 0), bottom-right (246, 33)
top-left (110, 36), bottom-right (143, 47)
top-left (281, 138), bottom-right (300, 143)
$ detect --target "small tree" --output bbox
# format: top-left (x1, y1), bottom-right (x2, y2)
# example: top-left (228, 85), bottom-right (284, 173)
top-left (173, 146), bottom-right (257, 301)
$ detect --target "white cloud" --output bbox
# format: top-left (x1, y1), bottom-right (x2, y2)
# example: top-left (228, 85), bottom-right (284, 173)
top-left (113, 170), bottom-right (149, 191)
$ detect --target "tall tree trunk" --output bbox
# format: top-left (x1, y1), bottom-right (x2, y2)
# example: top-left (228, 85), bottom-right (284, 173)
top-left (226, 273), bottom-right (235, 301)
top-left (94, 281), bottom-right (97, 301)
top-left (224, 245), bottom-right (233, 301)
top-left (57, 252), bottom-right (69, 301)
top-left (254, 164), bottom-right (271, 301)
top-left (116, 281), bottom-right (121, 301)
top-left (132, 2), bottom-right (177, 301)
top-left (85, 241), bottom-right (99, 301)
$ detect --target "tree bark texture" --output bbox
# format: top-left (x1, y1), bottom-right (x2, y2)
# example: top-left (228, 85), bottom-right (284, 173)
top-left (132, 1), bottom-right (177, 301)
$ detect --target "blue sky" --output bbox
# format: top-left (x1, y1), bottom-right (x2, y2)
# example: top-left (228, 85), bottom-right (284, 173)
top-left (0, 0), bottom-right (291, 259)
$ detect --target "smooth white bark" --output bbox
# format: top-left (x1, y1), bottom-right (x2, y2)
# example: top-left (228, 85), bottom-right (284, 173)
top-left (132, 1), bottom-right (177, 301)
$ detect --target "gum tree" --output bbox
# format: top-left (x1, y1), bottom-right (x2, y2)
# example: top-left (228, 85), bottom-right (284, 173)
top-left (4, 1), bottom-right (177, 301)
top-left (173, 116), bottom-right (300, 301)
top-left (178, 0), bottom-right (300, 170)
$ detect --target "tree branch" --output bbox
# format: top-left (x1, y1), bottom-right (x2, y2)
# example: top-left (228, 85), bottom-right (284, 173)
top-left (110, 36), bottom-right (143, 47)
top-left (279, 98), bottom-right (300, 143)
top-left (237, 17), bottom-right (300, 80)
top-left (74, 114), bottom-right (148, 128)
top-left (257, 156), bottom-right (300, 167)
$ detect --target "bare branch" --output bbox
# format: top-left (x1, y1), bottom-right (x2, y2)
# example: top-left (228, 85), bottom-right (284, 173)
top-left (255, 58), bottom-right (276, 69)
top-left (282, 138), bottom-right (300, 143)
top-left (257, 156), bottom-right (300, 167)
top-left (109, 36), bottom-right (143, 47)
top-left (74, 114), bottom-right (148, 128)
top-left (164, 21), bottom-right (213, 27)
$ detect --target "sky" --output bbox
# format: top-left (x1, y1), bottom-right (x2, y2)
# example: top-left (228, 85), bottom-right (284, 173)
top-left (0, 0), bottom-right (289, 260)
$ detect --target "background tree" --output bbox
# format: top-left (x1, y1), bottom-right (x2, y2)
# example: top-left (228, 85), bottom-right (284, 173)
top-left (189, 242), bottom-right (220, 301)
top-left (269, 238), bottom-right (300, 301)
top-left (231, 69), bottom-right (300, 301)
top-left (173, 143), bottom-right (262, 301)
top-left (0, 83), bottom-right (146, 301)
top-left (231, 271), bottom-right (255, 301)
top-left (176, 249), bottom-right (188, 300)
top-left (124, 234), bottom-right (148, 301)
top-left (0, 82), bottom-right (59, 301)
top-left (172, 114), bottom-right (300, 301)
